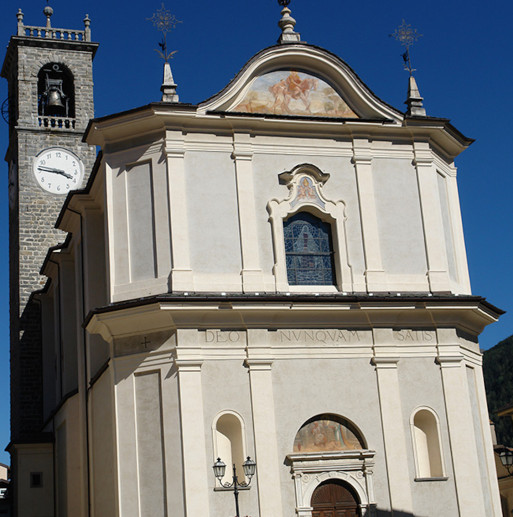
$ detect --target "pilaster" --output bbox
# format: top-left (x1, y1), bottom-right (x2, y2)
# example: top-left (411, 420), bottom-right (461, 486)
top-left (473, 365), bottom-right (502, 515)
top-left (175, 329), bottom-right (210, 517)
top-left (436, 353), bottom-right (486, 516)
top-left (413, 142), bottom-right (450, 292)
top-left (371, 355), bottom-right (413, 514)
top-left (232, 132), bottom-right (265, 292)
top-left (352, 137), bottom-right (387, 292)
top-left (445, 170), bottom-right (471, 293)
top-left (245, 332), bottom-right (283, 516)
top-left (165, 133), bottom-right (193, 291)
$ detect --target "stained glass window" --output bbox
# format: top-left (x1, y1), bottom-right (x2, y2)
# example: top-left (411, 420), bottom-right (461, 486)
top-left (284, 212), bottom-right (336, 286)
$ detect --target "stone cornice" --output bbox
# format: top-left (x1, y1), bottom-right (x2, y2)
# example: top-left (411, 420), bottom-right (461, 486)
top-left (83, 293), bottom-right (503, 342)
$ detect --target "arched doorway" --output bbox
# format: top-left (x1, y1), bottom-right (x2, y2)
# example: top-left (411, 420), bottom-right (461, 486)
top-left (311, 480), bottom-right (361, 517)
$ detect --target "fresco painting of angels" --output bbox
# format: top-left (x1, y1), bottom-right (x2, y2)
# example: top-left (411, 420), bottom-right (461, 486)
top-left (232, 70), bottom-right (358, 118)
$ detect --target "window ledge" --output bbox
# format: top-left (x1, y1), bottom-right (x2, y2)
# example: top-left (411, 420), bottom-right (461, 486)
top-left (414, 476), bottom-right (449, 482)
top-left (288, 285), bottom-right (339, 293)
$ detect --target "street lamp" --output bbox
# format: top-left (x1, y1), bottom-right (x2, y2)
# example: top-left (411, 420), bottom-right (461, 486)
top-left (499, 448), bottom-right (513, 475)
top-left (213, 456), bottom-right (256, 517)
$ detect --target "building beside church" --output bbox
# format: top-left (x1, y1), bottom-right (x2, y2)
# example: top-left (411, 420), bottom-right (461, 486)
top-left (2, 3), bottom-right (504, 516)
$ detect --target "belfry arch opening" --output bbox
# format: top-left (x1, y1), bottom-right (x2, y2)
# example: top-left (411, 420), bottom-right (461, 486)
top-left (38, 62), bottom-right (75, 119)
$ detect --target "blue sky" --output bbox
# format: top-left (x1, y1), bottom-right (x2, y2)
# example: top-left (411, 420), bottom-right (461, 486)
top-left (0, 0), bottom-right (511, 464)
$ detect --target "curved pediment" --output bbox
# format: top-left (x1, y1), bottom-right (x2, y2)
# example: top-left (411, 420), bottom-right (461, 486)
top-left (199, 44), bottom-right (403, 123)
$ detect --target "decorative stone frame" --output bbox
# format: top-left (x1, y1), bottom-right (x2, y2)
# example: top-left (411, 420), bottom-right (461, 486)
top-left (286, 450), bottom-right (376, 517)
top-left (267, 164), bottom-right (353, 292)
top-left (410, 406), bottom-right (447, 481)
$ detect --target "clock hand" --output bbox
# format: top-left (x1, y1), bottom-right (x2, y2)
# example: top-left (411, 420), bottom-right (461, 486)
top-left (37, 166), bottom-right (73, 180)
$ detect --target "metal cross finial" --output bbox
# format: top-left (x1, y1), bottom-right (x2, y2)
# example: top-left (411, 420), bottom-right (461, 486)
top-left (147, 3), bottom-right (181, 62)
top-left (391, 20), bottom-right (422, 76)
top-left (278, 0), bottom-right (292, 6)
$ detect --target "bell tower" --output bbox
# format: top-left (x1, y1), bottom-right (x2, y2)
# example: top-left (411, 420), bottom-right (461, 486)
top-left (1, 5), bottom-right (98, 511)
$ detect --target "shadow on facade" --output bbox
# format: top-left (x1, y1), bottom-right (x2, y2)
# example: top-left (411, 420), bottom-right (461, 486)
top-left (11, 295), bottom-right (44, 442)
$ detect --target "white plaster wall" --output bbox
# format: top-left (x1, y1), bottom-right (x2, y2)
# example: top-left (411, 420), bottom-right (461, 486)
top-left (186, 151), bottom-right (242, 278)
top-left (396, 357), bottom-right (459, 515)
top-left (15, 444), bottom-right (54, 517)
top-left (134, 371), bottom-right (166, 517)
top-left (252, 151), bottom-right (365, 285)
top-left (437, 173), bottom-right (458, 282)
top-left (111, 351), bottom-right (185, 517)
top-left (55, 396), bottom-right (85, 517)
top-left (101, 133), bottom-right (469, 297)
top-left (90, 369), bottom-right (117, 517)
top-left (466, 365), bottom-right (495, 513)
top-left (373, 159), bottom-right (427, 278)
top-left (60, 257), bottom-right (79, 395)
top-left (200, 359), bottom-right (259, 517)
top-left (127, 162), bottom-right (156, 281)
top-left (270, 357), bottom-right (391, 514)
top-left (160, 362), bottom-right (186, 516)
top-left (107, 145), bottom-right (171, 300)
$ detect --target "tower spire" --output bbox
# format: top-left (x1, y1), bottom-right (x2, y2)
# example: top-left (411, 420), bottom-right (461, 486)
top-left (405, 75), bottom-right (426, 117)
top-left (277, 0), bottom-right (301, 44)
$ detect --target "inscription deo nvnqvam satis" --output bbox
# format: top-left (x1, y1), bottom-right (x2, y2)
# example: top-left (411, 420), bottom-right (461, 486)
top-left (279, 330), bottom-right (361, 344)
top-left (393, 330), bottom-right (435, 342)
top-left (205, 330), bottom-right (242, 343)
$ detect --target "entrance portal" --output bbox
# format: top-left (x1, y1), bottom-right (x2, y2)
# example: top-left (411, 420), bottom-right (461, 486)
top-left (311, 480), bottom-right (361, 517)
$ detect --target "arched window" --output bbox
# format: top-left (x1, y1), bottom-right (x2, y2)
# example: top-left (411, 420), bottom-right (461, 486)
top-left (213, 412), bottom-right (246, 485)
top-left (284, 212), bottom-right (336, 286)
top-left (38, 63), bottom-right (75, 120)
top-left (411, 408), bottom-right (444, 478)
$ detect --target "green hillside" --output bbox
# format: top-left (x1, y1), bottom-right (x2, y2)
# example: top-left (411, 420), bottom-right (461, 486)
top-left (483, 334), bottom-right (513, 446)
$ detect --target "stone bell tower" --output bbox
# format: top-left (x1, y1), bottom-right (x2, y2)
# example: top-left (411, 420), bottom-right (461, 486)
top-left (1, 5), bottom-right (98, 512)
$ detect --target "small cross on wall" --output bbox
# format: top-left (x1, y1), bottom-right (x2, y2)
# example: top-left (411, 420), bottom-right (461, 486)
top-left (141, 336), bottom-right (151, 349)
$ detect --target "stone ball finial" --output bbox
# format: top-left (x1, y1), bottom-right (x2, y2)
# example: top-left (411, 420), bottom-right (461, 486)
top-left (44, 4), bottom-right (53, 29)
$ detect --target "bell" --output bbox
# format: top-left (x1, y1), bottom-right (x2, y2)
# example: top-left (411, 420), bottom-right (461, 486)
top-left (47, 88), bottom-right (65, 108)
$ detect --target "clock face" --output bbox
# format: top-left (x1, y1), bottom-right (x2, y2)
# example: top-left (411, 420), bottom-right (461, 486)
top-left (33, 147), bottom-right (84, 195)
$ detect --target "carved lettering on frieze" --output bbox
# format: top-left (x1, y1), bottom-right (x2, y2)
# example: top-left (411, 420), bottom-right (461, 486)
top-left (278, 329), bottom-right (361, 344)
top-left (205, 330), bottom-right (243, 343)
top-left (393, 330), bottom-right (435, 342)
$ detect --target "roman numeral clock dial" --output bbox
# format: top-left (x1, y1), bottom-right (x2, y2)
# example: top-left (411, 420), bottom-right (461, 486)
top-left (32, 147), bottom-right (84, 195)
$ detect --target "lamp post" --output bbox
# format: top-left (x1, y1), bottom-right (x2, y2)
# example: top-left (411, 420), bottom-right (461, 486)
top-left (499, 448), bottom-right (513, 475)
top-left (213, 456), bottom-right (256, 517)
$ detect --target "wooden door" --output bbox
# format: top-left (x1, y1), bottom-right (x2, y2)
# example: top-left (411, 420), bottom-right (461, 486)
top-left (311, 480), bottom-right (360, 517)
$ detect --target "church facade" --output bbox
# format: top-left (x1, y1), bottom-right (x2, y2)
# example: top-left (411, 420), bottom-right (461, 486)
top-left (2, 4), bottom-right (503, 517)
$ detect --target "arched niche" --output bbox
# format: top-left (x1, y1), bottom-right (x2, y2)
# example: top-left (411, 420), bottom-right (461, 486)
top-left (37, 62), bottom-right (75, 119)
top-left (212, 411), bottom-right (247, 485)
top-left (287, 414), bottom-right (375, 517)
top-left (410, 407), bottom-right (445, 479)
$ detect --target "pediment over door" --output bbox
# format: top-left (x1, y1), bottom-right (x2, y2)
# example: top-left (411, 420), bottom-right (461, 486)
top-left (199, 44), bottom-right (404, 124)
